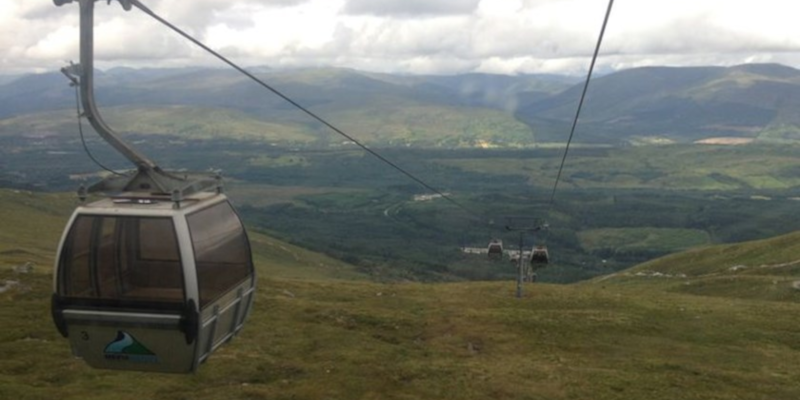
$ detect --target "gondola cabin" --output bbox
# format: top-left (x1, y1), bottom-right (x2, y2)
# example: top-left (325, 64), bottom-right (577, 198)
top-left (487, 239), bottom-right (504, 259)
top-left (51, 191), bottom-right (255, 373)
top-left (530, 245), bottom-right (550, 265)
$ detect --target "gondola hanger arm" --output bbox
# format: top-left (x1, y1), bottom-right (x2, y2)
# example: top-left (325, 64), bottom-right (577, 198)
top-left (54, 0), bottom-right (221, 196)
top-left (54, 0), bottom-right (156, 173)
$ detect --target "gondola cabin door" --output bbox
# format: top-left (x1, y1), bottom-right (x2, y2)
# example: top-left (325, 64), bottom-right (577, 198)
top-left (52, 192), bottom-right (255, 373)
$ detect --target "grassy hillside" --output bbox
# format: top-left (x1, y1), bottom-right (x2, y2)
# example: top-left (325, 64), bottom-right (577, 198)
top-left (2, 189), bottom-right (800, 399)
top-left (0, 189), bottom-right (74, 267)
top-left (0, 107), bottom-right (316, 143)
top-left (595, 230), bottom-right (800, 302)
top-left (0, 67), bottom-right (539, 148)
top-left (0, 103), bottom-right (534, 148)
top-left (0, 189), bottom-right (365, 281)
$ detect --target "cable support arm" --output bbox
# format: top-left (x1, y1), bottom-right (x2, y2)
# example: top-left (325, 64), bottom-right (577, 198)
top-left (57, 0), bottom-right (158, 173)
top-left (55, 0), bottom-right (225, 196)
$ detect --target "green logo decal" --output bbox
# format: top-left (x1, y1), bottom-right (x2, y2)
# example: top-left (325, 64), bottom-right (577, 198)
top-left (104, 331), bottom-right (159, 363)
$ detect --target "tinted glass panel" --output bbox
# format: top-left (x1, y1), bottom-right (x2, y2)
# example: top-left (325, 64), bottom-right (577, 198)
top-left (96, 218), bottom-right (119, 298)
top-left (139, 219), bottom-right (181, 261)
top-left (58, 215), bottom-right (185, 304)
top-left (187, 201), bottom-right (253, 307)
top-left (61, 216), bottom-right (94, 297)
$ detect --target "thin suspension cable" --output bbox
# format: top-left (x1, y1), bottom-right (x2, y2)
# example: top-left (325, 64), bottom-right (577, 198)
top-left (128, 0), bottom-right (485, 222)
top-left (548, 0), bottom-right (614, 206)
top-left (73, 84), bottom-right (125, 177)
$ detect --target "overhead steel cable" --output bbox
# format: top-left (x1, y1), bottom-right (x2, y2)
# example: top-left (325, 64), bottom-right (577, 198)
top-left (548, 0), bottom-right (614, 206)
top-left (127, 0), bottom-right (487, 223)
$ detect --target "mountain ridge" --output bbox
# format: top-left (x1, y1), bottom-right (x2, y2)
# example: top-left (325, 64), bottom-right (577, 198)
top-left (516, 63), bottom-right (800, 143)
top-left (2, 63), bottom-right (800, 147)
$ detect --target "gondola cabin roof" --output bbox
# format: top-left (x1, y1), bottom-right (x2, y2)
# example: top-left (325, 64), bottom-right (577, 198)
top-left (75, 191), bottom-right (224, 216)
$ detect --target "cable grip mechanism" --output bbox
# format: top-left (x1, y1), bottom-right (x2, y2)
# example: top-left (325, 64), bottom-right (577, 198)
top-left (53, 0), bottom-right (133, 11)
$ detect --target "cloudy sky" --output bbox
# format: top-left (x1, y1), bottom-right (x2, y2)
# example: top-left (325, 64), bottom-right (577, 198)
top-left (3, 0), bottom-right (800, 76)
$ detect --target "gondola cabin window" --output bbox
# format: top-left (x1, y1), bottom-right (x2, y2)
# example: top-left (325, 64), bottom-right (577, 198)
top-left (60, 216), bottom-right (93, 297)
top-left (58, 216), bottom-right (185, 304)
top-left (187, 201), bottom-right (253, 308)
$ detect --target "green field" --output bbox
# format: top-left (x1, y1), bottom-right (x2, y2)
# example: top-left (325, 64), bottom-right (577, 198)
top-left (2, 190), bottom-right (800, 399)
top-left (0, 101), bottom-right (536, 148)
top-left (435, 144), bottom-right (800, 190)
top-left (578, 227), bottom-right (711, 254)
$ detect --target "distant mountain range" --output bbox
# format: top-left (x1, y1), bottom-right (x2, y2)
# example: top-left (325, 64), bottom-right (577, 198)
top-left (1, 63), bottom-right (799, 147)
top-left (517, 63), bottom-right (800, 144)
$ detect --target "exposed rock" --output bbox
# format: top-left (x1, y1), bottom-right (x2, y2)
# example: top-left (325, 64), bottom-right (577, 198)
top-left (13, 262), bottom-right (34, 274)
top-left (467, 341), bottom-right (481, 354)
top-left (0, 280), bottom-right (20, 294)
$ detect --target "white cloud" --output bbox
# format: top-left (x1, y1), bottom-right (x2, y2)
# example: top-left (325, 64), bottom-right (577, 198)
top-left (206, 1), bottom-right (340, 58)
top-left (3, 0), bottom-right (800, 76)
top-left (343, 0), bottom-right (481, 17)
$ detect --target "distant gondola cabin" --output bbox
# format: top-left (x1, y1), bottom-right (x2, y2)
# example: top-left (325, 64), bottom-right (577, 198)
top-left (487, 239), bottom-right (504, 259)
top-left (530, 245), bottom-right (550, 265)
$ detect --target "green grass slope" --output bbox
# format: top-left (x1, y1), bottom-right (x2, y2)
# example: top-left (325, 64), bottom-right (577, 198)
top-left (0, 189), bottom-right (365, 281)
top-left (593, 230), bottom-right (800, 302)
top-left (2, 190), bottom-right (800, 399)
top-left (0, 189), bottom-right (74, 267)
top-left (0, 102), bottom-right (534, 148)
top-left (0, 106), bottom-right (318, 143)
top-left (0, 67), bottom-right (537, 149)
